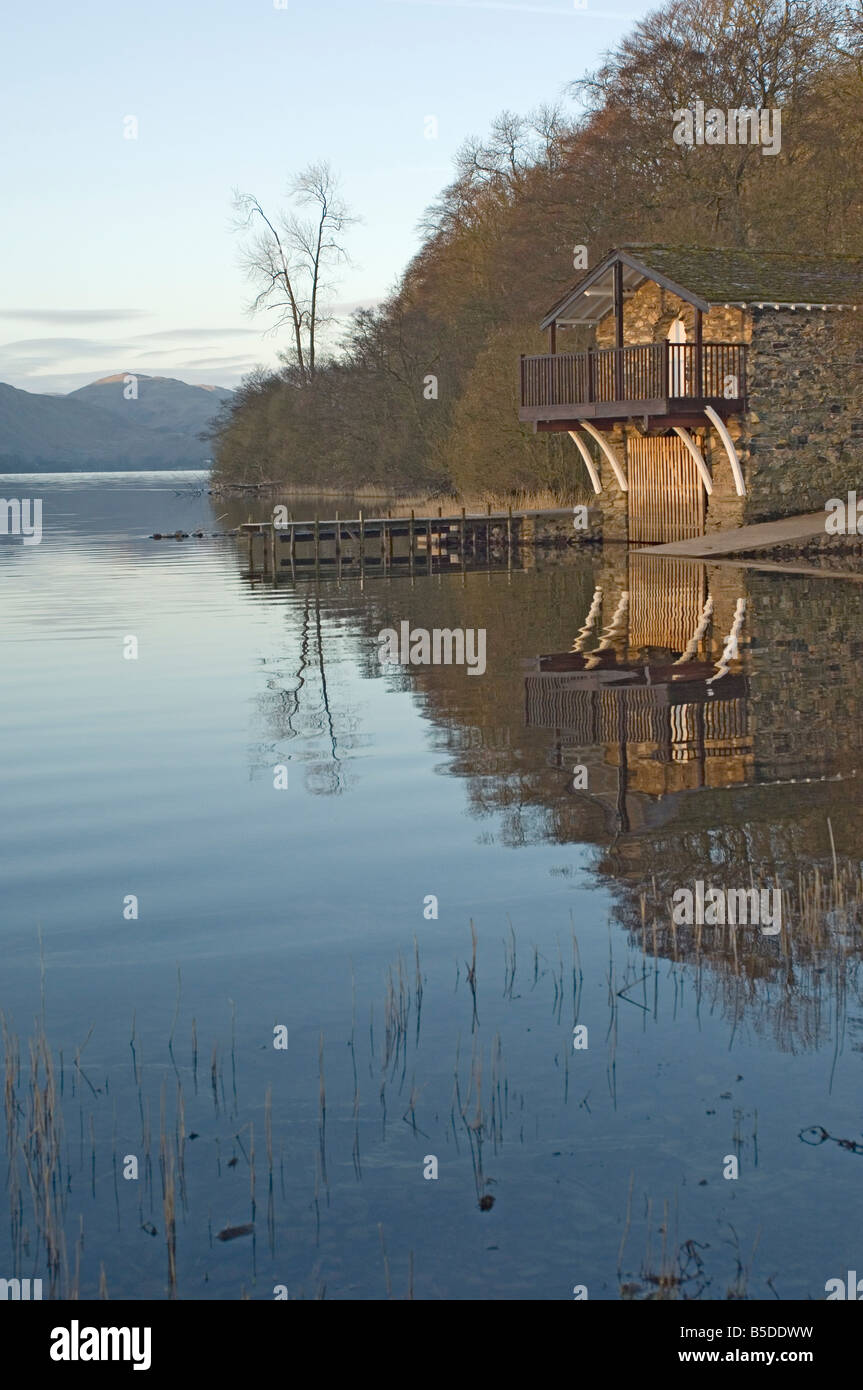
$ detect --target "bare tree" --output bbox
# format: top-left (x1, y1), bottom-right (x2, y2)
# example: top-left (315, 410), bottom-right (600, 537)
top-left (233, 163), bottom-right (357, 382)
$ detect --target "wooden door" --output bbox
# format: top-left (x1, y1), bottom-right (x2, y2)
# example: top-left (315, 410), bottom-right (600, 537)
top-left (628, 434), bottom-right (705, 543)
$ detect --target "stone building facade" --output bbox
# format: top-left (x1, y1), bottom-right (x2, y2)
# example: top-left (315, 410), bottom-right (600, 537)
top-left (521, 246), bottom-right (863, 540)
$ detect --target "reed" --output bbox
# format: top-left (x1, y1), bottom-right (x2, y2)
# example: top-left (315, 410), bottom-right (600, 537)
top-left (162, 1149), bottom-right (177, 1298)
top-left (378, 1222), bottom-right (392, 1299)
top-left (318, 1033), bottom-right (328, 1192)
top-left (466, 920), bottom-right (479, 1031)
top-left (265, 1085), bottom-right (275, 1251)
top-left (503, 919), bottom-right (516, 1000)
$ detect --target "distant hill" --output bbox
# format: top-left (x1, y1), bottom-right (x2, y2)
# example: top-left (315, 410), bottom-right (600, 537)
top-left (70, 374), bottom-right (234, 439)
top-left (0, 373), bottom-right (234, 472)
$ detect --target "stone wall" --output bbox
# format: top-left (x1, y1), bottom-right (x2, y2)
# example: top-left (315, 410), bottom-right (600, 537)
top-left (594, 282), bottom-right (747, 348)
top-left (743, 308), bottom-right (863, 523)
top-left (597, 424), bottom-right (629, 541)
top-left (588, 285), bottom-right (863, 535)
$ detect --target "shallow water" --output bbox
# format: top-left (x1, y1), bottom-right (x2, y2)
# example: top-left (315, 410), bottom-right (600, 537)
top-left (2, 472), bottom-right (862, 1301)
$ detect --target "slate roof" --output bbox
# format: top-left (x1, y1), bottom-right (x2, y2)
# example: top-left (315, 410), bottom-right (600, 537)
top-left (620, 244), bottom-right (863, 305)
top-left (541, 245), bottom-right (863, 327)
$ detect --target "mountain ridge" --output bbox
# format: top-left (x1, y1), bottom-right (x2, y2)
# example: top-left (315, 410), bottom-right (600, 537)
top-left (0, 373), bottom-right (234, 471)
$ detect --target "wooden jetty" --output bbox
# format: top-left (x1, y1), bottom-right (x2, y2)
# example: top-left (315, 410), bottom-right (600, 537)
top-left (240, 506), bottom-right (574, 581)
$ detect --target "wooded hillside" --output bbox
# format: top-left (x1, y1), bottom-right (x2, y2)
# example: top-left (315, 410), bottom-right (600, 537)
top-left (211, 0), bottom-right (863, 497)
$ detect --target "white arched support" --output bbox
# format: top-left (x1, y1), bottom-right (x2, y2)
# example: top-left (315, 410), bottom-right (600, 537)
top-left (704, 406), bottom-right (746, 497)
top-left (585, 589), bottom-right (629, 667)
top-left (579, 421), bottom-right (628, 493)
top-left (567, 430), bottom-right (602, 494)
top-left (673, 427), bottom-right (713, 495)
top-left (674, 594), bottom-right (714, 665)
top-left (572, 585), bottom-right (603, 653)
top-left (707, 597), bottom-right (746, 687)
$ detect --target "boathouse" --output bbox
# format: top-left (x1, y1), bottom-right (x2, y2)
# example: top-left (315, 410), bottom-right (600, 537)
top-left (519, 246), bottom-right (863, 541)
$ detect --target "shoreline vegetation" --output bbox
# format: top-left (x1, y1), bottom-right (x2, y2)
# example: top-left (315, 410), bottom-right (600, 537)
top-left (208, 483), bottom-right (584, 515)
top-left (208, 0), bottom-right (863, 501)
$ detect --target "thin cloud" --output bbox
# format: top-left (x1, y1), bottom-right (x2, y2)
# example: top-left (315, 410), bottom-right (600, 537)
top-left (1, 337), bottom-right (134, 353)
top-left (385, 0), bottom-right (636, 17)
top-left (133, 327), bottom-right (261, 341)
top-left (182, 355), bottom-right (260, 368)
top-left (0, 309), bottom-right (149, 324)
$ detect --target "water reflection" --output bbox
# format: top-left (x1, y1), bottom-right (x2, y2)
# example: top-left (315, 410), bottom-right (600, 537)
top-left (247, 535), bottom-right (863, 1064)
top-left (5, 476), bottom-right (862, 1300)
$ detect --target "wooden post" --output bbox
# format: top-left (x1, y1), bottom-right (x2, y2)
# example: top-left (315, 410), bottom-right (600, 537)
top-left (549, 322), bottom-right (557, 355)
top-left (314, 515), bottom-right (320, 570)
top-left (289, 517), bottom-right (296, 565)
top-left (507, 505), bottom-right (513, 572)
top-left (694, 307), bottom-right (703, 399)
top-left (586, 345), bottom-right (594, 403)
top-left (408, 509), bottom-right (415, 575)
top-left (270, 525), bottom-right (277, 582)
top-left (248, 529), bottom-right (254, 574)
top-left (387, 510), bottom-right (394, 563)
top-left (359, 509), bottom-right (365, 570)
top-left (613, 258), bottom-right (624, 402)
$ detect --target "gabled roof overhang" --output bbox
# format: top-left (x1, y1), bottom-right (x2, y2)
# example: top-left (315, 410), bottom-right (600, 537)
top-left (540, 249), bottom-right (710, 330)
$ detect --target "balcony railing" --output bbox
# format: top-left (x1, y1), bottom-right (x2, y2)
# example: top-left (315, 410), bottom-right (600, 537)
top-left (519, 342), bottom-right (747, 415)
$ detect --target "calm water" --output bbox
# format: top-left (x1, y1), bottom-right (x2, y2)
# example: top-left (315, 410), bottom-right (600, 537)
top-left (2, 471), bottom-right (862, 1301)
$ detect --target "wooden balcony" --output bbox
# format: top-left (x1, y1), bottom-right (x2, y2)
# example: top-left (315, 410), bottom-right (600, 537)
top-left (519, 341), bottom-right (747, 426)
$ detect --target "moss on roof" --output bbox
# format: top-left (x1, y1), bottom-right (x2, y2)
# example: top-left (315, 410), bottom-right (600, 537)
top-left (621, 244), bottom-right (863, 304)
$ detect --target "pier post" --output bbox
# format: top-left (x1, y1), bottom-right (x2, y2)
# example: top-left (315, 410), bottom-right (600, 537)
top-left (314, 516), bottom-right (320, 571)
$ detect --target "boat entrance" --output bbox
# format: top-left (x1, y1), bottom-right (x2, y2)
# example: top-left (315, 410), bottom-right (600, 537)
top-left (628, 434), bottom-right (705, 543)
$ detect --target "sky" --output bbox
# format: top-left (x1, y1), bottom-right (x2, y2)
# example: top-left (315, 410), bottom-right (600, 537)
top-left (0, 0), bottom-right (654, 395)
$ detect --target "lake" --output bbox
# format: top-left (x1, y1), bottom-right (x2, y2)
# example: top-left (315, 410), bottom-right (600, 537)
top-left (2, 470), bottom-right (861, 1301)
